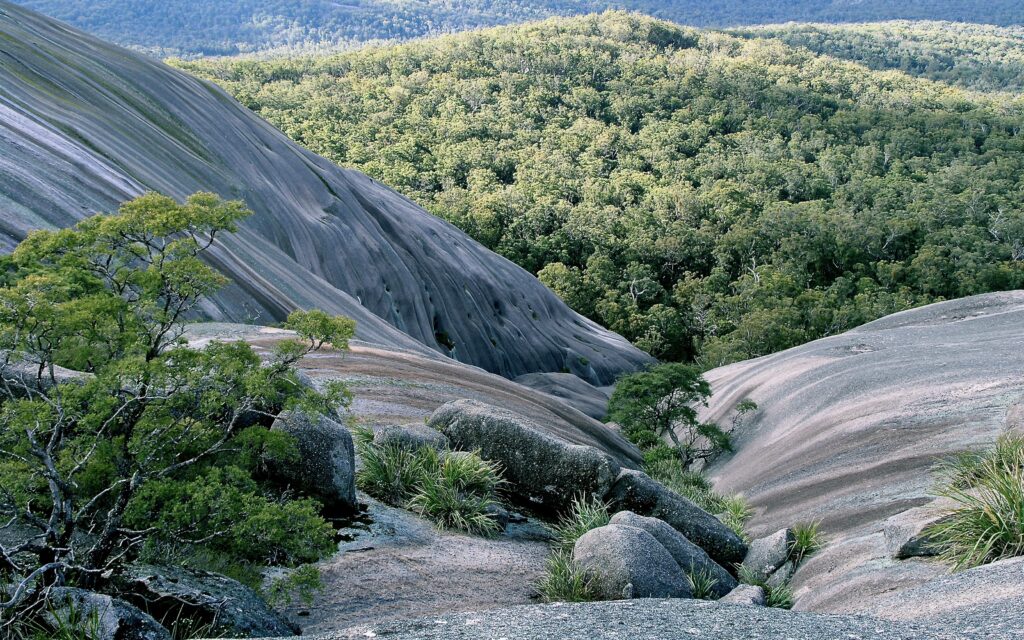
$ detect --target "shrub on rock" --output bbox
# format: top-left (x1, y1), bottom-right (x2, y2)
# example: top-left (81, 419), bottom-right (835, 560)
top-left (271, 409), bottom-right (357, 512)
top-left (572, 524), bottom-right (692, 600)
top-left (428, 399), bottom-right (620, 514)
top-left (606, 469), bottom-right (747, 567)
top-left (610, 511), bottom-right (736, 597)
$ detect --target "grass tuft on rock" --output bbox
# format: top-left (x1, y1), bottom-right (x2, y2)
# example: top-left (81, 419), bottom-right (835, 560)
top-left (789, 521), bottom-right (824, 565)
top-left (685, 567), bottom-right (721, 600)
top-left (536, 549), bottom-right (600, 603)
top-left (737, 564), bottom-right (794, 609)
top-left (926, 434), bottom-right (1024, 571)
top-left (552, 494), bottom-right (611, 551)
top-left (356, 440), bottom-right (506, 536)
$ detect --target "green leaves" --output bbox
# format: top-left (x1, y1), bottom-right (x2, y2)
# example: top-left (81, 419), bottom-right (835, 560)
top-left (285, 309), bottom-right (356, 351)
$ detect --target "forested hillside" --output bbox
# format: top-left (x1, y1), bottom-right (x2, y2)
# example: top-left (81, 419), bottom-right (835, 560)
top-left (13, 0), bottom-right (1024, 56)
top-left (183, 14), bottom-right (1024, 366)
top-left (739, 22), bottom-right (1024, 93)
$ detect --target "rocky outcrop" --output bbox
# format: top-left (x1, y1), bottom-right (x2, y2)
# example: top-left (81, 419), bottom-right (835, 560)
top-left (702, 292), bottom-right (1024, 613)
top-left (271, 409), bottom-right (357, 512)
top-left (609, 511), bottom-right (736, 597)
top-left (0, 2), bottom-right (652, 383)
top-left (428, 400), bottom-right (620, 514)
top-left (606, 469), bottom-right (747, 567)
top-left (514, 372), bottom-right (611, 420)
top-left (45, 588), bottom-right (170, 640)
top-left (883, 499), bottom-right (956, 559)
top-left (373, 423), bottom-right (449, 451)
top-left (741, 529), bottom-right (794, 582)
top-left (572, 525), bottom-right (692, 600)
top-left (120, 565), bottom-right (296, 638)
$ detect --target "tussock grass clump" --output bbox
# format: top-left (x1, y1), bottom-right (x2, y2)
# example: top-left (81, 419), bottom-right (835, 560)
top-left (926, 434), bottom-right (1024, 571)
top-left (686, 567), bottom-right (721, 600)
top-left (645, 458), bottom-right (752, 541)
top-left (356, 440), bottom-right (505, 536)
top-left (536, 549), bottom-right (599, 603)
top-left (552, 494), bottom-right (611, 551)
top-left (789, 521), bottom-right (824, 565)
top-left (737, 564), bottom-right (794, 609)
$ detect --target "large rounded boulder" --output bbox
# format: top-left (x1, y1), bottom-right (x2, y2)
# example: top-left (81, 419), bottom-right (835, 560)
top-left (572, 524), bottom-right (691, 600)
top-left (610, 511), bottom-right (736, 597)
top-left (606, 469), bottom-right (747, 567)
top-left (271, 409), bottom-right (357, 512)
top-left (428, 400), bottom-right (620, 514)
top-left (45, 588), bottom-right (170, 640)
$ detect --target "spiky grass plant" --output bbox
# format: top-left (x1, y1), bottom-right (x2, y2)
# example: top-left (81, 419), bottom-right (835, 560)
top-left (737, 564), bottom-right (794, 609)
top-left (356, 441), bottom-right (432, 506)
top-left (536, 549), bottom-right (599, 603)
top-left (552, 494), bottom-right (611, 551)
top-left (926, 435), bottom-right (1024, 571)
top-left (936, 433), bottom-right (1024, 489)
top-left (685, 567), bottom-right (721, 600)
top-left (407, 451), bottom-right (505, 537)
top-left (789, 521), bottom-right (824, 566)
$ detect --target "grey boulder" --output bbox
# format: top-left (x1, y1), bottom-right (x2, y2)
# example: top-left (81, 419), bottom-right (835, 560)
top-left (373, 423), bottom-right (449, 451)
top-left (742, 528), bottom-right (794, 582)
top-left (605, 469), bottom-right (747, 567)
top-left (271, 409), bottom-right (357, 512)
top-left (884, 499), bottom-right (957, 559)
top-left (428, 400), bottom-right (620, 514)
top-left (120, 565), bottom-right (296, 638)
top-left (572, 524), bottom-right (692, 600)
top-left (610, 510), bottom-right (736, 597)
top-left (720, 584), bottom-right (767, 606)
top-left (45, 588), bottom-right (170, 640)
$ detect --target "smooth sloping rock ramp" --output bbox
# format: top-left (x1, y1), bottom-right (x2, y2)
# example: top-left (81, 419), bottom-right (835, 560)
top-left (701, 291), bottom-right (1024, 614)
top-left (0, 1), bottom-right (651, 382)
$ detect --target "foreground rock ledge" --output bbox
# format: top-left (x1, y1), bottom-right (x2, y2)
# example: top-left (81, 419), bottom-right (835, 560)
top-left (303, 600), bottom-right (964, 639)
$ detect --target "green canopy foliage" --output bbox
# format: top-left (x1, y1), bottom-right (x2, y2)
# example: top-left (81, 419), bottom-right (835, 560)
top-left (184, 13), bottom-right (1024, 366)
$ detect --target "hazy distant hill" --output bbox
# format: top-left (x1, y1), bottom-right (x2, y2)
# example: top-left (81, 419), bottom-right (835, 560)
top-left (11, 0), bottom-right (1024, 56)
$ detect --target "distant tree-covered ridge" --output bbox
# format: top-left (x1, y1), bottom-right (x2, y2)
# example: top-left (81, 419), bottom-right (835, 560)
top-left (12, 0), bottom-right (1024, 57)
top-left (181, 14), bottom-right (1024, 367)
top-left (735, 21), bottom-right (1024, 93)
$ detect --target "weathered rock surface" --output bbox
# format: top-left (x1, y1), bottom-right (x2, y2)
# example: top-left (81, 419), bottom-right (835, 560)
top-left (45, 588), bottom-right (170, 640)
top-left (883, 498), bottom-right (956, 559)
top-left (0, 2), bottom-right (652, 383)
top-left (120, 565), bottom-right (295, 638)
top-left (719, 584), bottom-right (767, 606)
top-left (271, 409), bottom-right (357, 512)
top-left (572, 524), bottom-right (692, 600)
top-left (320, 599), bottom-right (964, 639)
top-left (609, 511), bottom-right (736, 597)
top-left (702, 292), bottom-right (1024, 613)
top-left (514, 372), bottom-right (611, 420)
top-left (372, 423), bottom-right (449, 451)
top-left (428, 399), bottom-right (621, 514)
top-left (742, 529), bottom-right (794, 582)
top-left (606, 469), bottom-right (747, 567)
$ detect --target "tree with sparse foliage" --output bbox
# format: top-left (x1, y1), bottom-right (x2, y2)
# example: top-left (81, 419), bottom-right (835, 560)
top-left (0, 192), bottom-right (355, 629)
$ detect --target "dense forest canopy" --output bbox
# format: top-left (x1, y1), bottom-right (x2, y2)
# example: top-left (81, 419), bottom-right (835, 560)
top-left (182, 14), bottom-right (1024, 367)
top-left (12, 0), bottom-right (1024, 56)
top-left (736, 21), bottom-right (1024, 93)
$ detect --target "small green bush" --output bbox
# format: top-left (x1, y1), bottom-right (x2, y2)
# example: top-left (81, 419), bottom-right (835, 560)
top-left (790, 521), bottom-right (824, 565)
top-left (536, 549), bottom-right (598, 603)
top-left (686, 567), bottom-right (720, 600)
top-left (552, 494), bottom-right (611, 551)
top-left (926, 435), bottom-right (1024, 571)
top-left (737, 564), bottom-right (793, 609)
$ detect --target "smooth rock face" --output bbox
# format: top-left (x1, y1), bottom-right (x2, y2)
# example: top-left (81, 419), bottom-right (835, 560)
top-left (373, 423), bottom-right (449, 451)
top-left (742, 529), bottom-right (794, 582)
top-left (0, 2), bottom-right (653, 383)
top-left (514, 372), bottom-right (611, 420)
top-left (883, 499), bottom-right (956, 559)
top-left (46, 588), bottom-right (170, 640)
top-left (572, 524), bottom-right (692, 600)
top-left (610, 511), bottom-right (736, 597)
top-left (428, 399), bottom-right (621, 514)
top-left (720, 584), bottom-right (767, 606)
top-left (606, 469), bottom-right (748, 567)
top-left (702, 292), bottom-right (1024, 614)
top-left (271, 409), bottom-right (357, 512)
top-left (121, 565), bottom-right (295, 638)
